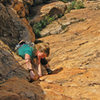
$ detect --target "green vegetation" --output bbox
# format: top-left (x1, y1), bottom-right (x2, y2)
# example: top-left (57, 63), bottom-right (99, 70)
top-left (32, 1), bottom-right (84, 38)
top-left (58, 14), bottom-right (64, 18)
top-left (61, 25), bottom-right (67, 30)
top-left (59, 0), bottom-right (71, 3)
top-left (74, 1), bottom-right (85, 9)
top-left (32, 15), bottom-right (56, 38)
top-left (66, 1), bottom-right (85, 13)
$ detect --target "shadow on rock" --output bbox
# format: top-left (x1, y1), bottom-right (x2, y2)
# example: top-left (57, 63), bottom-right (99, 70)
top-left (52, 67), bottom-right (63, 74)
top-left (0, 78), bottom-right (45, 100)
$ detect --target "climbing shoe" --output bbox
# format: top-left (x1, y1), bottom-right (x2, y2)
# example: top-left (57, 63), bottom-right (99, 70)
top-left (46, 68), bottom-right (52, 74)
top-left (29, 78), bottom-right (34, 83)
top-left (29, 69), bottom-right (39, 82)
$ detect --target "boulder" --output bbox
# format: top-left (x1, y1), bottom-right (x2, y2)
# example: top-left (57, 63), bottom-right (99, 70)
top-left (0, 90), bottom-right (28, 100)
top-left (0, 40), bottom-right (29, 82)
top-left (0, 0), bottom-right (33, 18)
top-left (29, 1), bottom-right (67, 24)
top-left (40, 1), bottom-right (67, 17)
top-left (0, 41), bottom-right (44, 99)
top-left (0, 78), bottom-right (45, 100)
top-left (0, 3), bottom-right (35, 50)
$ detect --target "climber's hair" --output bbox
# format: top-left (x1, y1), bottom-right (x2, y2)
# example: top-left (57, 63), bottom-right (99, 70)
top-left (36, 42), bottom-right (50, 57)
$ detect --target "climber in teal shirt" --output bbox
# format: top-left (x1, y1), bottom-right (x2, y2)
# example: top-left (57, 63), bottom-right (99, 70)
top-left (16, 40), bottom-right (38, 82)
top-left (16, 40), bottom-right (52, 82)
top-left (18, 43), bottom-right (34, 59)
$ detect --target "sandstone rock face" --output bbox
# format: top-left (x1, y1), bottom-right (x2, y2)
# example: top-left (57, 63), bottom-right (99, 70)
top-left (38, 1), bottom-right (100, 99)
top-left (0, 3), bottom-right (35, 50)
top-left (21, 18), bottom-right (35, 42)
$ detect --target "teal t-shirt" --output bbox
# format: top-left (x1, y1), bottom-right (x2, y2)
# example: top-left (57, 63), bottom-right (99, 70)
top-left (17, 44), bottom-right (35, 59)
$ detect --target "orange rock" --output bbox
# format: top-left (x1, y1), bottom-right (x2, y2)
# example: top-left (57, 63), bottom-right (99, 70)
top-left (21, 18), bottom-right (35, 42)
top-left (41, 1), bottom-right (67, 17)
top-left (38, 1), bottom-right (100, 100)
top-left (13, 1), bottom-right (26, 18)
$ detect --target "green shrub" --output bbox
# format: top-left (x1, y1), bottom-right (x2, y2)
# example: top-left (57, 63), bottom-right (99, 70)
top-left (34, 28), bottom-right (41, 38)
top-left (61, 25), bottom-right (67, 30)
top-left (45, 15), bottom-right (55, 24)
top-left (66, 1), bottom-right (85, 13)
top-left (74, 1), bottom-right (85, 9)
top-left (33, 15), bottom-right (56, 38)
top-left (59, 0), bottom-right (72, 3)
top-left (33, 22), bottom-right (42, 38)
top-left (66, 1), bottom-right (76, 13)
top-left (58, 14), bottom-right (63, 18)
top-left (71, 1), bottom-right (76, 9)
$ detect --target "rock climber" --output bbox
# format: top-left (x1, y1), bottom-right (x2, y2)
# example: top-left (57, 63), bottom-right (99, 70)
top-left (15, 40), bottom-right (52, 82)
